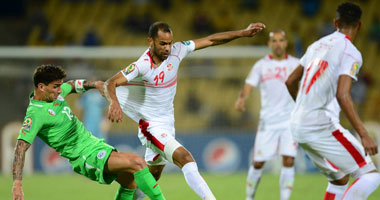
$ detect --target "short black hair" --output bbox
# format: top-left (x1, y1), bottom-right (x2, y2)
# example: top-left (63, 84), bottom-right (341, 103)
top-left (148, 21), bottom-right (172, 39)
top-left (336, 2), bottom-right (362, 28)
top-left (33, 64), bottom-right (66, 87)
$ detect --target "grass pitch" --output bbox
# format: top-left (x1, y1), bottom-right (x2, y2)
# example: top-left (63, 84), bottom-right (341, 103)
top-left (1, 172), bottom-right (380, 199)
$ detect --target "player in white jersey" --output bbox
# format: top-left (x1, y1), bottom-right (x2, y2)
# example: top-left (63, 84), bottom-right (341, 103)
top-left (104, 21), bottom-right (265, 200)
top-left (235, 30), bottom-right (298, 200)
top-left (286, 2), bottom-right (380, 200)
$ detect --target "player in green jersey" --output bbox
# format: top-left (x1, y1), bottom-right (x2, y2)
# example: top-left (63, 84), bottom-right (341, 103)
top-left (12, 64), bottom-right (166, 200)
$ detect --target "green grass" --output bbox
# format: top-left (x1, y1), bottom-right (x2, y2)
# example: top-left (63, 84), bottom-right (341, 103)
top-left (1, 172), bottom-right (380, 200)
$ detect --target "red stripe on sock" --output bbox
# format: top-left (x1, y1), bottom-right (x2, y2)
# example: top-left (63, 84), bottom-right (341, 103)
top-left (323, 192), bottom-right (336, 200)
top-left (332, 130), bottom-right (366, 167)
top-left (139, 120), bottom-right (165, 151)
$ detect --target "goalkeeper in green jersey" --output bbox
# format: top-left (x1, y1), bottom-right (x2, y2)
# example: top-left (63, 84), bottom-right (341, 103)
top-left (12, 64), bottom-right (166, 200)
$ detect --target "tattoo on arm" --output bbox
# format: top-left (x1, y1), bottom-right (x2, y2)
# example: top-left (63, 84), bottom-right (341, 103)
top-left (12, 140), bottom-right (31, 181)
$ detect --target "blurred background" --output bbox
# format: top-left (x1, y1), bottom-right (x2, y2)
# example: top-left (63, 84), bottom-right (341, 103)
top-left (1, 0), bottom-right (380, 176)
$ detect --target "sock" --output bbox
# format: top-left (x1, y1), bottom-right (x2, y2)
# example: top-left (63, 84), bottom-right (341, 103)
top-left (246, 165), bottom-right (263, 200)
top-left (323, 182), bottom-right (348, 200)
top-left (280, 166), bottom-right (295, 200)
top-left (133, 167), bottom-right (166, 200)
top-left (181, 162), bottom-right (216, 200)
top-left (343, 172), bottom-right (380, 200)
top-left (133, 188), bottom-right (146, 200)
top-left (114, 186), bottom-right (136, 200)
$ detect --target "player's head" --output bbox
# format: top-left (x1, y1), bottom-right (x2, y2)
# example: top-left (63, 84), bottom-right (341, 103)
top-left (335, 2), bottom-right (362, 30)
top-left (268, 30), bottom-right (287, 58)
top-left (148, 21), bottom-right (173, 61)
top-left (33, 64), bottom-right (66, 102)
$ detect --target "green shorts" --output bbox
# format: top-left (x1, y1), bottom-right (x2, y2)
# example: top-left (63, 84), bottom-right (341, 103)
top-left (70, 139), bottom-right (117, 184)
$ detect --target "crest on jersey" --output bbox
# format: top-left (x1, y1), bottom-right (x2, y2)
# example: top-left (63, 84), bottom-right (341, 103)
top-left (122, 64), bottom-right (136, 76)
top-left (22, 117), bottom-right (32, 131)
top-left (57, 96), bottom-right (64, 101)
top-left (97, 150), bottom-right (106, 159)
top-left (181, 41), bottom-right (191, 46)
top-left (48, 109), bottom-right (56, 116)
top-left (350, 62), bottom-right (359, 76)
top-left (166, 64), bottom-right (173, 72)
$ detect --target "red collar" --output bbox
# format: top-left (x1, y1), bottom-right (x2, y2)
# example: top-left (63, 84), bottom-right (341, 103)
top-left (146, 51), bottom-right (154, 69)
top-left (268, 53), bottom-right (288, 60)
top-left (345, 35), bottom-right (352, 41)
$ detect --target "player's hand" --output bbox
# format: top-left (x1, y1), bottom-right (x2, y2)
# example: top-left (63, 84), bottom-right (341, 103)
top-left (241, 23), bottom-right (266, 37)
top-left (95, 81), bottom-right (105, 97)
top-left (108, 102), bottom-right (123, 123)
top-left (235, 97), bottom-right (246, 112)
top-left (361, 134), bottom-right (378, 156)
top-left (12, 182), bottom-right (24, 200)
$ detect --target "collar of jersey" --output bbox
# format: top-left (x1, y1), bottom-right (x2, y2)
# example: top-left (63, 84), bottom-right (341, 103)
top-left (29, 92), bottom-right (57, 106)
top-left (334, 31), bottom-right (351, 41)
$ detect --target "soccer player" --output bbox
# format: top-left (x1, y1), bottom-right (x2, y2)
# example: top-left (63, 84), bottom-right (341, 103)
top-left (12, 65), bottom-right (165, 200)
top-left (286, 2), bottom-right (380, 200)
top-left (235, 30), bottom-right (298, 200)
top-left (104, 21), bottom-right (265, 200)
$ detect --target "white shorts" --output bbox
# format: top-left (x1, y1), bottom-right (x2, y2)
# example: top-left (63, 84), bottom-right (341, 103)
top-left (252, 123), bottom-right (297, 162)
top-left (297, 124), bottom-right (376, 180)
top-left (137, 119), bottom-right (176, 166)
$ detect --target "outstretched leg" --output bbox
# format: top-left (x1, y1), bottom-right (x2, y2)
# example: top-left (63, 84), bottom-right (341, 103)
top-left (105, 152), bottom-right (165, 200)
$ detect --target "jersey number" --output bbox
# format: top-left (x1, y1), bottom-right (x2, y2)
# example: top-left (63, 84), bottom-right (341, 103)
top-left (301, 59), bottom-right (328, 94)
top-left (154, 71), bottom-right (165, 86)
top-left (62, 106), bottom-right (73, 120)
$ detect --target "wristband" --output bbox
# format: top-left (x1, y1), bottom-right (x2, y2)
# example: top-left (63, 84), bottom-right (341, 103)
top-left (74, 79), bottom-right (86, 93)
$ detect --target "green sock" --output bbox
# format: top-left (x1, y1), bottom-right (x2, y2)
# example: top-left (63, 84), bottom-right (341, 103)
top-left (114, 186), bottom-right (136, 200)
top-left (134, 167), bottom-right (166, 200)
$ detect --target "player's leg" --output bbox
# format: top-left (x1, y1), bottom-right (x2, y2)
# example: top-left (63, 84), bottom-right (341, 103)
top-left (138, 120), bottom-right (215, 200)
top-left (171, 145), bottom-right (216, 200)
top-left (133, 149), bottom-right (166, 200)
top-left (299, 142), bottom-right (349, 200)
top-left (279, 127), bottom-right (297, 200)
top-left (105, 151), bottom-right (165, 200)
top-left (246, 161), bottom-right (265, 200)
top-left (325, 126), bottom-right (380, 200)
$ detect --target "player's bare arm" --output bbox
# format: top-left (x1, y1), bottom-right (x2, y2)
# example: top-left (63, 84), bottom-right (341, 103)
top-left (193, 22), bottom-right (266, 50)
top-left (337, 75), bottom-right (378, 156)
top-left (104, 72), bottom-right (128, 123)
top-left (235, 84), bottom-right (253, 112)
top-left (12, 139), bottom-right (31, 200)
top-left (285, 65), bottom-right (304, 101)
top-left (66, 80), bottom-right (104, 95)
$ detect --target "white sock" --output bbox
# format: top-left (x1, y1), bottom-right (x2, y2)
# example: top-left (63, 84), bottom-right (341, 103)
top-left (280, 166), bottom-right (295, 200)
top-left (246, 165), bottom-right (263, 200)
top-left (324, 182), bottom-right (348, 200)
top-left (343, 172), bottom-right (380, 200)
top-left (181, 162), bottom-right (215, 200)
top-left (133, 188), bottom-right (146, 200)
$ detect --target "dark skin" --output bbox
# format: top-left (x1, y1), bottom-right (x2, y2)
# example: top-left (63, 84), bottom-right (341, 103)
top-left (12, 79), bottom-right (147, 200)
top-left (104, 23), bottom-right (265, 182)
top-left (285, 19), bottom-right (378, 186)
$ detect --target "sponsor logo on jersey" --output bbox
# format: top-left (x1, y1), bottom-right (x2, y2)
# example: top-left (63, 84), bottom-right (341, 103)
top-left (161, 133), bottom-right (167, 138)
top-left (181, 41), bottom-right (191, 45)
top-left (57, 96), bottom-right (64, 101)
top-left (166, 64), bottom-right (173, 72)
top-left (350, 62), bottom-right (359, 76)
top-left (48, 109), bottom-right (56, 116)
top-left (97, 150), bottom-right (106, 159)
top-left (22, 117), bottom-right (32, 131)
top-left (122, 64), bottom-right (136, 76)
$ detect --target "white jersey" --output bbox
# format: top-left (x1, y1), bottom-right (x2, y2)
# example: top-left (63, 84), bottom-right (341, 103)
top-left (116, 41), bottom-right (195, 124)
top-left (246, 54), bottom-right (299, 128)
top-left (291, 31), bottom-right (362, 133)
